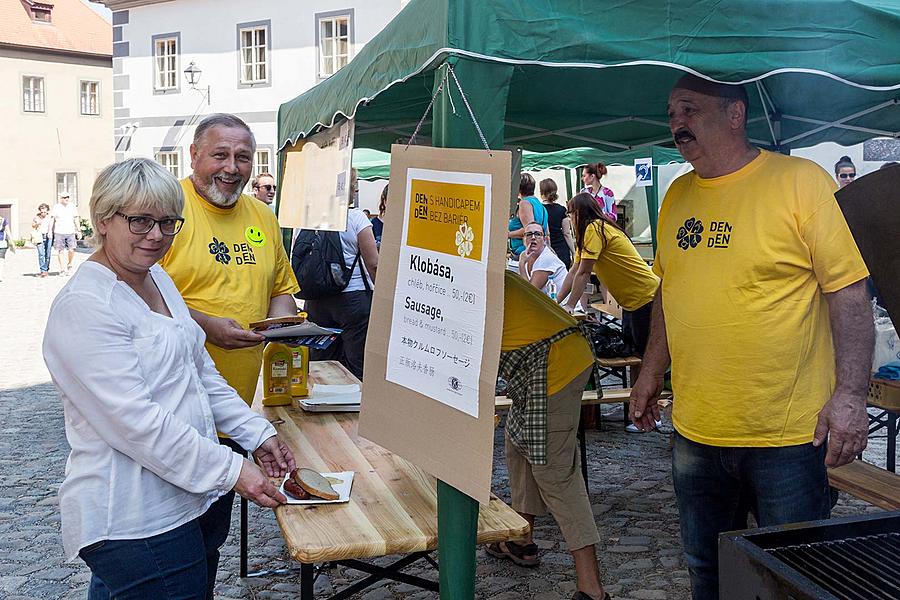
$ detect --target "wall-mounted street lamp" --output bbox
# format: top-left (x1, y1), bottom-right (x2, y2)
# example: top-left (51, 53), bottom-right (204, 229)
top-left (184, 61), bottom-right (210, 105)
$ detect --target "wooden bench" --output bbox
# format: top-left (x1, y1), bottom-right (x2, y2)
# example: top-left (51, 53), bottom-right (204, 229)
top-left (828, 460), bottom-right (900, 510)
top-left (596, 356), bottom-right (642, 388)
top-left (494, 388), bottom-right (672, 411)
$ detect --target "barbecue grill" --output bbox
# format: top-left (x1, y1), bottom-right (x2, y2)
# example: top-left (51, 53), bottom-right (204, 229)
top-left (719, 511), bottom-right (900, 600)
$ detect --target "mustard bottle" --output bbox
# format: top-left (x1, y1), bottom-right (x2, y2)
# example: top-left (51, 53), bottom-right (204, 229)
top-left (289, 345), bottom-right (310, 397)
top-left (262, 342), bottom-right (293, 406)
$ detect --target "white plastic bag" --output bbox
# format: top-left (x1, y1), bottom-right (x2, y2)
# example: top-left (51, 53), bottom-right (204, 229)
top-left (873, 316), bottom-right (900, 372)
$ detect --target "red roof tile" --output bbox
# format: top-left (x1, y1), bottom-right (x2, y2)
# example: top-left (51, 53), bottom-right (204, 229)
top-left (0, 0), bottom-right (111, 57)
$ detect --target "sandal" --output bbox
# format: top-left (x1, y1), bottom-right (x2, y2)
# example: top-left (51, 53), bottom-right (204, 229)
top-left (486, 540), bottom-right (541, 567)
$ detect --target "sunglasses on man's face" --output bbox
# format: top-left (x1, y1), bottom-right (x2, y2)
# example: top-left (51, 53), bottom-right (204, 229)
top-left (255, 184), bottom-right (277, 191)
top-left (839, 173), bottom-right (856, 179)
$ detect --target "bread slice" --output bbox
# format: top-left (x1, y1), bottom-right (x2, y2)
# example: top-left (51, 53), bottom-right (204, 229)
top-left (293, 468), bottom-right (340, 500)
top-left (249, 315), bottom-right (307, 331)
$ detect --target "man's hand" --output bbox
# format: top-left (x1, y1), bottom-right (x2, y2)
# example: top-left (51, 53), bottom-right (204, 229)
top-left (204, 316), bottom-right (265, 350)
top-left (629, 371), bottom-right (664, 432)
top-left (253, 435), bottom-right (296, 478)
top-left (813, 390), bottom-right (869, 467)
top-left (234, 459), bottom-right (287, 508)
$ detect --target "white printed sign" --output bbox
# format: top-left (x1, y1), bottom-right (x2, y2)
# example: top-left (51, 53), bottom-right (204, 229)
top-left (384, 168), bottom-right (492, 418)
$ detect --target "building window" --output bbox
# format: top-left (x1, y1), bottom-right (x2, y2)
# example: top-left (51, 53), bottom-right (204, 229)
top-left (57, 172), bottom-right (78, 204)
top-left (80, 81), bottom-right (100, 115)
top-left (154, 36), bottom-right (178, 90)
top-left (254, 150), bottom-right (271, 178)
top-left (318, 14), bottom-right (351, 78)
top-left (156, 151), bottom-right (180, 178)
top-left (23, 76), bottom-right (45, 112)
top-left (239, 25), bottom-right (268, 84)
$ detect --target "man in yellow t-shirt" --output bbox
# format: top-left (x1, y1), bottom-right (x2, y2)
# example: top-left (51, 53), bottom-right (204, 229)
top-left (490, 272), bottom-right (608, 600)
top-left (630, 76), bottom-right (873, 600)
top-left (159, 113), bottom-right (300, 585)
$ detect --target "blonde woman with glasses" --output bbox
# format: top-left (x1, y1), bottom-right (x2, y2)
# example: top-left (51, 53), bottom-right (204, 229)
top-left (43, 158), bottom-right (295, 600)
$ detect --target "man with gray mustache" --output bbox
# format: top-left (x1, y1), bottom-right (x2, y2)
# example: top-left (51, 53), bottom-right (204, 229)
top-left (629, 75), bottom-right (873, 600)
top-left (160, 113), bottom-right (300, 592)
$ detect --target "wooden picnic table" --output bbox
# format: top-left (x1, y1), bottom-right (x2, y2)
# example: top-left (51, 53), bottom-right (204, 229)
top-left (248, 360), bottom-right (529, 599)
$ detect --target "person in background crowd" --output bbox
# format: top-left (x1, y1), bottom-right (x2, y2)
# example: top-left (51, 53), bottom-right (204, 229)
top-left (0, 214), bottom-right (12, 282)
top-left (508, 173), bottom-right (549, 258)
top-left (539, 178), bottom-right (574, 269)
top-left (371, 184), bottom-right (387, 246)
top-left (558, 193), bottom-right (658, 355)
top-left (298, 170), bottom-right (378, 380)
top-left (251, 173), bottom-right (277, 206)
top-left (580, 162), bottom-right (617, 220)
top-left (51, 192), bottom-right (80, 276)
top-left (519, 221), bottom-right (568, 298)
top-left (159, 113), bottom-right (300, 583)
top-left (362, 209), bottom-right (372, 219)
top-left (43, 158), bottom-right (295, 600)
top-left (833, 156), bottom-right (856, 188)
top-left (490, 271), bottom-right (609, 600)
top-left (630, 75), bottom-right (872, 600)
top-left (32, 203), bottom-right (53, 277)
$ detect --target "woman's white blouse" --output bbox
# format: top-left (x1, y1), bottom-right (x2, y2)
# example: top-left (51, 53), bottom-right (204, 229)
top-left (43, 262), bottom-right (275, 560)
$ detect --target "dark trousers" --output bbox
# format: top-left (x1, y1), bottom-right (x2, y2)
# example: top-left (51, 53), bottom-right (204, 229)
top-left (84, 437), bottom-right (245, 600)
top-left (305, 290), bottom-right (372, 380)
top-left (672, 432), bottom-right (831, 600)
top-left (622, 300), bottom-right (653, 356)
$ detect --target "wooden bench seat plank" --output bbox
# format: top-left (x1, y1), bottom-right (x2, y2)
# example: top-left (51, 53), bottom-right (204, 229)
top-left (596, 356), bottom-right (643, 368)
top-left (257, 361), bottom-right (530, 564)
top-left (494, 388), bottom-right (672, 411)
top-left (868, 378), bottom-right (900, 412)
top-left (828, 460), bottom-right (900, 511)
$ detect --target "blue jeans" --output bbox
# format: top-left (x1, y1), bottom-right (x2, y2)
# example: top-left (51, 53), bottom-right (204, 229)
top-left (81, 518), bottom-right (209, 599)
top-left (672, 432), bottom-right (831, 600)
top-left (37, 235), bottom-right (51, 273)
top-left (84, 439), bottom-right (243, 600)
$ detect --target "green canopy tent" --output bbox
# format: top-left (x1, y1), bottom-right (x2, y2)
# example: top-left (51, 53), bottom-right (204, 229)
top-left (354, 146), bottom-right (684, 180)
top-left (277, 1), bottom-right (900, 596)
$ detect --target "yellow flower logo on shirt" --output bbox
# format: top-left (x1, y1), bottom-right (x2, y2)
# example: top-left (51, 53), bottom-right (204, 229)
top-left (454, 222), bottom-right (474, 258)
top-left (244, 226), bottom-right (266, 247)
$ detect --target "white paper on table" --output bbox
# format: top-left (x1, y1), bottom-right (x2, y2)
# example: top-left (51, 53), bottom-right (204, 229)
top-left (258, 322), bottom-right (340, 338)
top-left (302, 383), bottom-right (361, 406)
top-left (279, 471), bottom-right (354, 505)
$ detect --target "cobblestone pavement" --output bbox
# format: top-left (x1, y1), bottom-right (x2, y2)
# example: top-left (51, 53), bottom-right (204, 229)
top-left (0, 247), bottom-right (891, 599)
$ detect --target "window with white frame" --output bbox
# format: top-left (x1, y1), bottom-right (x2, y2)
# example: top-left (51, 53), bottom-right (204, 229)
top-left (254, 150), bottom-right (271, 178)
top-left (57, 172), bottom-right (78, 204)
top-left (23, 76), bottom-right (45, 112)
top-left (156, 152), bottom-right (180, 178)
top-left (239, 25), bottom-right (268, 84)
top-left (80, 81), bottom-right (100, 115)
top-left (154, 36), bottom-right (178, 90)
top-left (318, 14), bottom-right (350, 78)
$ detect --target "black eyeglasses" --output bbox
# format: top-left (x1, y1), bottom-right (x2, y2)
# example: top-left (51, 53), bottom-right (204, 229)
top-left (839, 173), bottom-right (856, 179)
top-left (115, 212), bottom-right (184, 236)
top-left (523, 231), bottom-right (544, 239)
top-left (254, 184), bottom-right (277, 191)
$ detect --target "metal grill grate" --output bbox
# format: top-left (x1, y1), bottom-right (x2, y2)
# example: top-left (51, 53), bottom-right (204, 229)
top-left (767, 532), bottom-right (900, 600)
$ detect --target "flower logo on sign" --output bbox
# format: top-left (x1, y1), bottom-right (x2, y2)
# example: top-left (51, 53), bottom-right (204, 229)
top-left (455, 222), bottom-right (474, 258)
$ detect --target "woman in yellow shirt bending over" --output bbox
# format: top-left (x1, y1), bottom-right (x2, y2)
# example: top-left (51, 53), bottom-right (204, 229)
top-left (558, 192), bottom-right (659, 355)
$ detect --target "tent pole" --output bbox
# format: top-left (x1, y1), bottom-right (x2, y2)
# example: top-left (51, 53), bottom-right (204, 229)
top-left (431, 59), bottom-right (513, 600)
top-left (646, 167), bottom-right (660, 254)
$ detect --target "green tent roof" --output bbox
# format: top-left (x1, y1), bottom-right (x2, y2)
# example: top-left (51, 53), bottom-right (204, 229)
top-left (279, 0), bottom-right (900, 153)
top-left (354, 146), bottom-right (684, 180)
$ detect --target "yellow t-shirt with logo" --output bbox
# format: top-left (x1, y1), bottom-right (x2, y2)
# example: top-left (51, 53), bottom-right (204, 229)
top-left (502, 271), bottom-right (593, 395)
top-left (160, 178), bottom-right (299, 404)
top-left (654, 151), bottom-right (868, 447)
top-left (574, 221), bottom-right (659, 311)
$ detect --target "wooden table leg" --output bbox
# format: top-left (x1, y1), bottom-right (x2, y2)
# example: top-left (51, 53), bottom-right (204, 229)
top-left (301, 563), bottom-right (315, 600)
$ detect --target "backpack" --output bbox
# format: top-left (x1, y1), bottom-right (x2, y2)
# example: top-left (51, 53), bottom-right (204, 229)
top-left (291, 230), bottom-right (362, 300)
